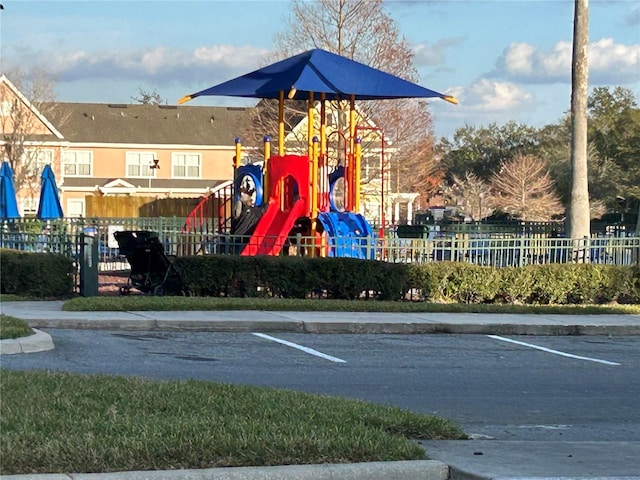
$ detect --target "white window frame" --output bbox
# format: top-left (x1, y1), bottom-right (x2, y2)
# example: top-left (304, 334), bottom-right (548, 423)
top-left (21, 196), bottom-right (38, 215)
top-left (24, 148), bottom-right (54, 177)
top-left (66, 198), bottom-right (85, 218)
top-left (126, 151), bottom-right (157, 178)
top-left (63, 150), bottom-right (93, 177)
top-left (171, 152), bottom-right (201, 179)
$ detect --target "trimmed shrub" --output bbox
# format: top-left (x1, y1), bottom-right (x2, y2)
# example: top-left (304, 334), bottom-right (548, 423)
top-left (0, 249), bottom-right (74, 297)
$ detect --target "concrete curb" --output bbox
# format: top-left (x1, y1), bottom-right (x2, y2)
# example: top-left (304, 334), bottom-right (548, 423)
top-left (0, 329), bottom-right (54, 355)
top-left (15, 317), bottom-right (640, 336)
top-left (0, 460), bottom-right (450, 480)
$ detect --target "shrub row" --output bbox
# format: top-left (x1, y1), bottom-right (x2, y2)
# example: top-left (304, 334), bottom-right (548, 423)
top-left (175, 256), bottom-right (640, 304)
top-left (177, 255), bottom-right (408, 300)
top-left (407, 262), bottom-right (639, 304)
top-left (0, 249), bottom-right (75, 298)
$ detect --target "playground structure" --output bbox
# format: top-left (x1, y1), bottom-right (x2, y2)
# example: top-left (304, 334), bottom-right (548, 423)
top-left (183, 106), bottom-right (377, 258)
top-left (179, 49), bottom-right (456, 257)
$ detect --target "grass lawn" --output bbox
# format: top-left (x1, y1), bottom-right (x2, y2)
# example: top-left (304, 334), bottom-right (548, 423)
top-left (0, 314), bottom-right (34, 340)
top-left (60, 295), bottom-right (640, 315)
top-left (0, 370), bottom-right (466, 475)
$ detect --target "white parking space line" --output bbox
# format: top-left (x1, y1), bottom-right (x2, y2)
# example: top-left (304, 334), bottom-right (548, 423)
top-left (252, 333), bottom-right (347, 363)
top-left (488, 335), bottom-right (621, 366)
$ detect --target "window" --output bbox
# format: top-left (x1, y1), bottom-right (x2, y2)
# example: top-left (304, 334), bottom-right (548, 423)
top-left (362, 155), bottom-right (380, 180)
top-left (126, 152), bottom-right (157, 177)
top-left (23, 148), bottom-right (53, 176)
top-left (21, 197), bottom-right (38, 215)
top-left (66, 199), bottom-right (85, 218)
top-left (172, 153), bottom-right (201, 178)
top-left (0, 101), bottom-right (13, 117)
top-left (63, 151), bottom-right (92, 176)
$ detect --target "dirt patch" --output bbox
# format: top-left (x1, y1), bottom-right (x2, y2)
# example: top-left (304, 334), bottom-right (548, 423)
top-left (98, 273), bottom-right (130, 296)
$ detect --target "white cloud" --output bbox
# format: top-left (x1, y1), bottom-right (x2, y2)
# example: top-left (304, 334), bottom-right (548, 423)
top-left (14, 44), bottom-right (271, 87)
top-left (496, 38), bottom-right (640, 84)
top-left (589, 38), bottom-right (640, 82)
top-left (502, 43), bottom-right (536, 76)
top-left (464, 79), bottom-right (533, 112)
top-left (413, 38), bottom-right (465, 67)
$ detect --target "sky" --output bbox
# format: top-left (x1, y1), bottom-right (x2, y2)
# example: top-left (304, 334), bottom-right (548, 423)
top-left (1, 0), bottom-right (638, 139)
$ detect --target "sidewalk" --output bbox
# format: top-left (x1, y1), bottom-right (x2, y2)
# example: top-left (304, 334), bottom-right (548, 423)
top-left (2, 300), bottom-right (640, 336)
top-left (1, 300), bottom-right (639, 479)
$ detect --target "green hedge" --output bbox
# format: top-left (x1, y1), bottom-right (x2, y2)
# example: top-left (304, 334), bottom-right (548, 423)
top-left (175, 256), bottom-right (639, 304)
top-left (3, 248), bottom-right (638, 305)
top-left (176, 256), bottom-right (409, 300)
top-left (0, 249), bottom-right (75, 298)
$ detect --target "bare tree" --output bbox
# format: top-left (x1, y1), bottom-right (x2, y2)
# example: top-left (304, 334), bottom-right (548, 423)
top-left (568, 0), bottom-right (591, 239)
top-left (131, 87), bottom-right (166, 105)
top-left (396, 130), bottom-right (443, 208)
top-left (491, 154), bottom-right (564, 222)
top-left (447, 172), bottom-right (494, 221)
top-left (242, 0), bottom-right (438, 201)
top-left (0, 68), bottom-right (61, 197)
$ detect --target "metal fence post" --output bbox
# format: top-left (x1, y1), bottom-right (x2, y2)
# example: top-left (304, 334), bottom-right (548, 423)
top-left (79, 233), bottom-right (99, 297)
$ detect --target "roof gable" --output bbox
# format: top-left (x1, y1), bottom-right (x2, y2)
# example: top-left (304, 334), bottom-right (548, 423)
top-left (0, 74), bottom-right (65, 139)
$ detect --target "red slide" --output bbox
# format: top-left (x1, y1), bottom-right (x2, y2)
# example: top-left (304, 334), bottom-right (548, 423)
top-left (241, 197), bottom-right (306, 256)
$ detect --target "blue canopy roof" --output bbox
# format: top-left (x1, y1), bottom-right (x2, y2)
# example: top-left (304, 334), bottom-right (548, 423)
top-left (0, 161), bottom-right (20, 220)
top-left (179, 49), bottom-right (457, 103)
top-left (37, 164), bottom-right (64, 220)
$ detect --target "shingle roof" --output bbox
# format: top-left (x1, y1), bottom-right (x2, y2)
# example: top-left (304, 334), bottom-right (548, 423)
top-left (44, 103), bottom-right (252, 146)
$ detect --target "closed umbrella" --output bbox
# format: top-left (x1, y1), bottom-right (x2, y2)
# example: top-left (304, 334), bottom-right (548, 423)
top-left (0, 160), bottom-right (20, 219)
top-left (36, 164), bottom-right (64, 220)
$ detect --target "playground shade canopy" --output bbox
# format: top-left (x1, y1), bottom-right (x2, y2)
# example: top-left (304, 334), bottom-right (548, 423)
top-left (0, 161), bottom-right (20, 220)
top-left (179, 48), bottom-right (457, 103)
top-left (36, 164), bottom-right (64, 220)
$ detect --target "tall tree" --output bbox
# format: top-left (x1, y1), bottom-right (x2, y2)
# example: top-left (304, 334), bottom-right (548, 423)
top-left (244, 0), bottom-right (439, 204)
top-left (491, 155), bottom-right (564, 221)
top-left (567, 0), bottom-right (590, 240)
top-left (437, 121), bottom-right (540, 182)
top-left (587, 86), bottom-right (640, 228)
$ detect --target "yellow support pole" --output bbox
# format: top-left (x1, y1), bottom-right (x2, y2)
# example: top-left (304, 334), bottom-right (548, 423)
top-left (278, 91), bottom-right (285, 156)
top-left (234, 138), bottom-right (242, 169)
top-left (307, 92), bottom-right (315, 160)
top-left (307, 92), bottom-right (315, 228)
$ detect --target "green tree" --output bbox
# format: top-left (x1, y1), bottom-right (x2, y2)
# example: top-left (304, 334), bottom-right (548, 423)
top-left (587, 86), bottom-right (640, 216)
top-left (437, 121), bottom-right (540, 182)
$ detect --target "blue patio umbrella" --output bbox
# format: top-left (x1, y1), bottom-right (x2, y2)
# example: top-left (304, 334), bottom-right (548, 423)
top-left (36, 164), bottom-right (64, 220)
top-left (0, 160), bottom-right (20, 219)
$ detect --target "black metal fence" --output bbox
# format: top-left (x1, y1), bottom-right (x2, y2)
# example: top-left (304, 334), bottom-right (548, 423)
top-left (2, 217), bottom-right (639, 294)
